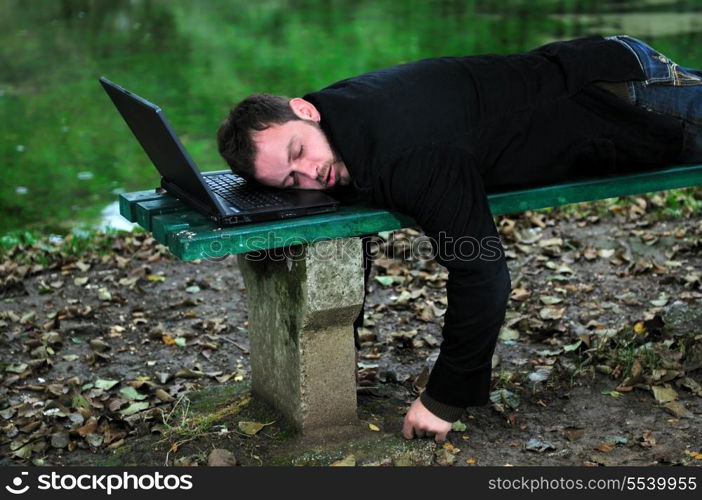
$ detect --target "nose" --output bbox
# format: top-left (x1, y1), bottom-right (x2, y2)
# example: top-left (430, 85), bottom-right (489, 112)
top-left (291, 159), bottom-right (321, 182)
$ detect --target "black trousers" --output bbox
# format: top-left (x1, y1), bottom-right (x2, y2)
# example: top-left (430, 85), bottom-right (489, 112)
top-left (353, 234), bottom-right (375, 350)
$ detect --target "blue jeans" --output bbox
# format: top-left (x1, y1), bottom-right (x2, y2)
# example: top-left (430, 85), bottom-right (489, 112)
top-left (607, 35), bottom-right (702, 163)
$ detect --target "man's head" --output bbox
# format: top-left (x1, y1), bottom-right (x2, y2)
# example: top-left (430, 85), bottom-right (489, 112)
top-left (217, 94), bottom-right (351, 190)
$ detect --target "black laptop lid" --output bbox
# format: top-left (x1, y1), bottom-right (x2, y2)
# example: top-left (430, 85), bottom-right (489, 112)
top-left (99, 77), bottom-right (224, 211)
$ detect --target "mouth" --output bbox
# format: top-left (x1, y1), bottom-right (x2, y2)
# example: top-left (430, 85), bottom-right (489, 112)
top-left (324, 165), bottom-right (334, 187)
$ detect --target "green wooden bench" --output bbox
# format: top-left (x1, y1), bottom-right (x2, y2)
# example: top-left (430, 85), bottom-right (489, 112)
top-left (119, 164), bottom-right (702, 433)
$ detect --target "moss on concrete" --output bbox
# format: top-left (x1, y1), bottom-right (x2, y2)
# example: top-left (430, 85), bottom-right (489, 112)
top-left (97, 380), bottom-right (435, 467)
top-left (186, 381), bottom-right (251, 413)
top-left (266, 433), bottom-right (436, 466)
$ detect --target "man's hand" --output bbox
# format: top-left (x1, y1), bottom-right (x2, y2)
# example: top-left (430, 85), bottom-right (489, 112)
top-left (401, 397), bottom-right (452, 442)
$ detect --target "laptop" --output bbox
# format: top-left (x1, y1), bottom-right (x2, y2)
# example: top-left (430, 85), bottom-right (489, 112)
top-left (99, 77), bottom-right (339, 226)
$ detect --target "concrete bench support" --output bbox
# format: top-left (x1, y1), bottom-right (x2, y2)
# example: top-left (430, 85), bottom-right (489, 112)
top-left (237, 237), bottom-right (365, 433)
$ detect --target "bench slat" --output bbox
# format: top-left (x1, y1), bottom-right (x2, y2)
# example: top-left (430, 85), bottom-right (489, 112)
top-left (119, 189), bottom-right (165, 222)
top-left (488, 164), bottom-right (702, 215)
top-left (151, 211), bottom-right (211, 246)
top-left (135, 198), bottom-right (187, 232)
top-left (119, 164), bottom-right (702, 261)
top-left (168, 206), bottom-right (415, 261)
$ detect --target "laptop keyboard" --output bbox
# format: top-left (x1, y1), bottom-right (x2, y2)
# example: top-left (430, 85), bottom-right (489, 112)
top-left (204, 174), bottom-right (287, 211)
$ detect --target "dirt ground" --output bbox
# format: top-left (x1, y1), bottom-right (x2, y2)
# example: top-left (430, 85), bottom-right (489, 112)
top-left (1, 200), bottom-right (701, 466)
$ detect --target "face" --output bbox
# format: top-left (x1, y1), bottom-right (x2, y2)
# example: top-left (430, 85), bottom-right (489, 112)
top-left (252, 99), bottom-right (351, 190)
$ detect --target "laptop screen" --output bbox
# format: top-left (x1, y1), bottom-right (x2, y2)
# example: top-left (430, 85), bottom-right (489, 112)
top-left (100, 77), bottom-right (220, 208)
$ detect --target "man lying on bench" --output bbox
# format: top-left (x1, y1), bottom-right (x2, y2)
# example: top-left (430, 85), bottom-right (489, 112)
top-left (215, 35), bottom-right (702, 442)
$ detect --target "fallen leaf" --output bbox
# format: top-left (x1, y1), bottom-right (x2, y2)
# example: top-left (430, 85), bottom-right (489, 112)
top-left (120, 402), bottom-right (149, 416)
top-left (76, 261), bottom-right (91, 272)
top-left (94, 379), bottom-right (119, 391)
top-left (435, 448), bottom-right (456, 466)
top-left (525, 438), bottom-right (556, 453)
top-left (20, 311), bottom-right (37, 324)
top-left (662, 401), bottom-right (692, 419)
top-left (90, 338), bottom-right (110, 352)
top-left (539, 307), bottom-right (565, 320)
top-left (538, 238), bottom-right (563, 247)
top-left (238, 421), bottom-right (266, 435)
top-left (498, 326), bottom-right (519, 341)
top-left (651, 385), bottom-right (678, 404)
top-left (677, 377), bottom-right (702, 397)
top-left (490, 389), bottom-right (520, 410)
top-left (10, 437), bottom-right (34, 459)
top-left (563, 340), bottom-right (582, 353)
top-left (594, 442), bottom-right (615, 453)
top-left (6, 363), bottom-right (28, 374)
top-left (208, 448), bottom-right (237, 466)
top-left (563, 427), bottom-right (584, 441)
top-left (606, 435), bottom-right (629, 445)
top-left (510, 288), bottom-right (531, 301)
top-left (443, 442), bottom-right (461, 454)
top-left (154, 389), bottom-right (175, 402)
top-left (76, 417), bottom-right (98, 437)
top-left (539, 295), bottom-right (563, 305)
top-left (615, 385), bottom-right (634, 392)
top-left (119, 387), bottom-right (147, 401)
top-left (555, 264), bottom-right (575, 275)
top-left (633, 321), bottom-right (647, 335)
top-left (374, 276), bottom-right (401, 286)
top-left (452, 420), bottom-right (467, 432)
top-left (72, 394), bottom-right (92, 411)
top-left (330, 454), bottom-right (356, 466)
top-left (649, 294), bottom-right (669, 307)
top-left (368, 423), bottom-right (380, 432)
top-left (640, 430), bottom-right (656, 448)
top-left (51, 431), bottom-right (70, 449)
top-left (528, 369), bottom-right (551, 383)
top-left (598, 248), bottom-right (615, 258)
top-left (118, 277), bottom-right (139, 287)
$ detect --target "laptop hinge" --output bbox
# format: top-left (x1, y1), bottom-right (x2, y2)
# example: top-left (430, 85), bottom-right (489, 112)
top-left (161, 178), bottom-right (221, 221)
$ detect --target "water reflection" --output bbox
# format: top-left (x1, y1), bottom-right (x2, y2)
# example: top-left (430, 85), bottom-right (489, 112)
top-left (97, 200), bottom-right (137, 232)
top-left (1, 0), bottom-right (702, 234)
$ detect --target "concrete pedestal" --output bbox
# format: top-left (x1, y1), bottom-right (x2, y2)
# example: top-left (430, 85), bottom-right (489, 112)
top-left (237, 238), bottom-right (364, 433)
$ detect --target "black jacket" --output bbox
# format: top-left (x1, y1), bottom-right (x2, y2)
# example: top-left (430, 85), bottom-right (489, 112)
top-left (304, 36), bottom-right (685, 419)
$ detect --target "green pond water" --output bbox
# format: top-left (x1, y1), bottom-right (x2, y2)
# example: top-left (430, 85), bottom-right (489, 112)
top-left (2, 0), bottom-right (702, 235)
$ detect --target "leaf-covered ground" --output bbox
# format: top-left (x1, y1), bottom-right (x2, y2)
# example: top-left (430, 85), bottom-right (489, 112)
top-left (1, 192), bottom-right (702, 466)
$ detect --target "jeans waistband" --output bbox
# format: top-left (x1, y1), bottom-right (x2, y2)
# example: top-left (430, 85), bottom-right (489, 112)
top-left (607, 34), bottom-right (702, 86)
top-left (606, 35), bottom-right (673, 83)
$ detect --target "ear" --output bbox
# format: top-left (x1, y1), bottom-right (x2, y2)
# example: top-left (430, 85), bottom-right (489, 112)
top-left (289, 98), bottom-right (321, 122)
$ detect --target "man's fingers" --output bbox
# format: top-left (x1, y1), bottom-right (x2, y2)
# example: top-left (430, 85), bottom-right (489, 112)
top-left (401, 418), bottom-right (415, 440)
top-left (434, 430), bottom-right (448, 442)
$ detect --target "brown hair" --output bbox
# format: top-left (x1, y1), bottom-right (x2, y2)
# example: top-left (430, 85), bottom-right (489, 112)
top-left (216, 94), bottom-right (301, 179)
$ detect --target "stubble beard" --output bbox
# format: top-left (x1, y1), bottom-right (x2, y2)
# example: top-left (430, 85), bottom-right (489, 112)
top-left (304, 119), bottom-right (347, 187)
